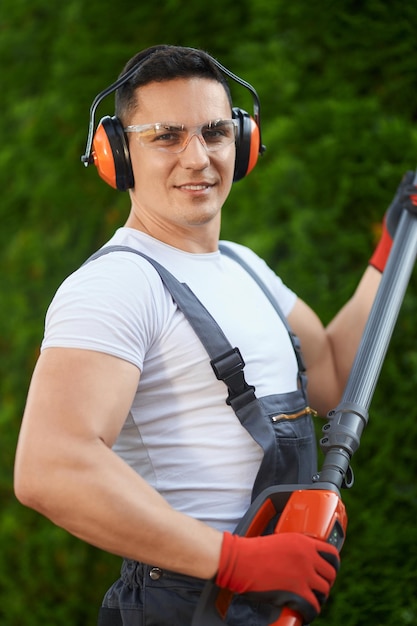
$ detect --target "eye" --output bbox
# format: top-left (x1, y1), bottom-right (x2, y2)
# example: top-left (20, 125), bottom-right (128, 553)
top-left (203, 128), bottom-right (226, 143)
top-left (152, 126), bottom-right (184, 147)
top-left (203, 121), bottom-right (235, 145)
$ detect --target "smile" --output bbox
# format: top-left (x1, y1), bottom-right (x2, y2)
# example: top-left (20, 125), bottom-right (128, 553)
top-left (178, 184), bottom-right (212, 191)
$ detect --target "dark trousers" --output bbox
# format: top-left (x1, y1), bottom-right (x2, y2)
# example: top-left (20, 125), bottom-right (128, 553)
top-left (97, 559), bottom-right (275, 626)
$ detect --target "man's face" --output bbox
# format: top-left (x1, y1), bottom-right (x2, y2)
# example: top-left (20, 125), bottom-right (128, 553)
top-left (125, 78), bottom-right (236, 245)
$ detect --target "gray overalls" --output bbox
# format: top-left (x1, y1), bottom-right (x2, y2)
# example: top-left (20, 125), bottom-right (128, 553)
top-left (90, 244), bottom-right (318, 626)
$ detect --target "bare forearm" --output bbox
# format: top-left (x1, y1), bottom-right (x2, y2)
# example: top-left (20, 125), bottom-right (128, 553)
top-left (326, 265), bottom-right (381, 387)
top-left (289, 266), bottom-right (382, 416)
top-left (15, 438), bottom-right (222, 580)
top-left (14, 348), bottom-right (223, 579)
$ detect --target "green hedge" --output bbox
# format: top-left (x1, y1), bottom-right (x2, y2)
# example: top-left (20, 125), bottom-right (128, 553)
top-left (1, 1), bottom-right (417, 624)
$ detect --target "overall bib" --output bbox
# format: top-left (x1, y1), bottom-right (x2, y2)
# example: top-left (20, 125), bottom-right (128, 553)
top-left (90, 245), bottom-right (318, 626)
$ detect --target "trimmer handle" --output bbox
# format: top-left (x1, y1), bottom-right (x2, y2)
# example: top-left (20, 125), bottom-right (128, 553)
top-left (192, 483), bottom-right (347, 626)
top-left (268, 487), bottom-right (346, 625)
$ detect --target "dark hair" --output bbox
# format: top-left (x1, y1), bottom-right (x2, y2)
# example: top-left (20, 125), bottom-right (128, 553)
top-left (115, 45), bottom-right (233, 122)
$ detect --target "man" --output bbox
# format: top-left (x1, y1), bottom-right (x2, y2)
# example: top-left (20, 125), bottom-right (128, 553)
top-left (14, 45), bottom-right (410, 625)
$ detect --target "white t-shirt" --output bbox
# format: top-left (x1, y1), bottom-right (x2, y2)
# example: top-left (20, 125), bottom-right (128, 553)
top-left (42, 228), bottom-right (298, 531)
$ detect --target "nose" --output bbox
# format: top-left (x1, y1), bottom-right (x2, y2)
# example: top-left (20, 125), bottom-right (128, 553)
top-left (179, 133), bottom-right (210, 168)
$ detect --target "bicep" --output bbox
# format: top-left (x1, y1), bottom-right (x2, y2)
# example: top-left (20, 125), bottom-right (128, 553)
top-left (20, 347), bottom-right (141, 449)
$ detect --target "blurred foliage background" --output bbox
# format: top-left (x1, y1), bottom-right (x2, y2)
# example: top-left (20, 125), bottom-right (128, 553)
top-left (1, 1), bottom-right (417, 624)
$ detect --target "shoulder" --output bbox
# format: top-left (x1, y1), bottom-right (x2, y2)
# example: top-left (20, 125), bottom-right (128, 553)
top-left (51, 245), bottom-right (173, 326)
top-left (42, 247), bottom-right (173, 368)
top-left (219, 240), bottom-right (298, 316)
top-left (58, 247), bottom-right (167, 303)
top-left (220, 240), bottom-right (276, 277)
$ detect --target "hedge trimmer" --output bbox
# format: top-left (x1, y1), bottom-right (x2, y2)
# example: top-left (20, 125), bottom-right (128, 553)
top-left (193, 177), bottom-right (417, 625)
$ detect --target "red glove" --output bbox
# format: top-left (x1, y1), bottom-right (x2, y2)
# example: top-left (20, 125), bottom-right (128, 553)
top-left (216, 531), bottom-right (340, 624)
top-left (369, 171), bottom-right (417, 272)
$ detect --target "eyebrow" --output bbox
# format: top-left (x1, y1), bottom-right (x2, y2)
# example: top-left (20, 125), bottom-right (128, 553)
top-left (134, 119), bottom-right (231, 129)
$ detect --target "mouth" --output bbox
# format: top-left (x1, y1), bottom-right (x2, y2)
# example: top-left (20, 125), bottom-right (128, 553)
top-left (176, 183), bottom-right (214, 192)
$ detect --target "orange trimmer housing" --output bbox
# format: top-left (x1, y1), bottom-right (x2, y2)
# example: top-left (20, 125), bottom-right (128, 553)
top-left (192, 483), bottom-right (347, 626)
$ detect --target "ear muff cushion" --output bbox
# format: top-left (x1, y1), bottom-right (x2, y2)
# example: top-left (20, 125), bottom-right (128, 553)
top-left (232, 107), bottom-right (260, 182)
top-left (245, 117), bottom-right (261, 177)
top-left (92, 116), bottom-right (134, 191)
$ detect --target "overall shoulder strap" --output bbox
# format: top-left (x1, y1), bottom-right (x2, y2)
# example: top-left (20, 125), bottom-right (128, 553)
top-left (219, 243), bottom-right (307, 387)
top-left (84, 245), bottom-right (256, 410)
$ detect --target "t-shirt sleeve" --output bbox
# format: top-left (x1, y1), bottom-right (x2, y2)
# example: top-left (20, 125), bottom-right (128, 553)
top-left (41, 254), bottom-right (167, 371)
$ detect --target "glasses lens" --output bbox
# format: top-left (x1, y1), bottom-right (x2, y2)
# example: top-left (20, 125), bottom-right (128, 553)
top-left (201, 120), bottom-right (236, 152)
top-left (138, 124), bottom-right (187, 152)
top-left (125, 120), bottom-right (236, 153)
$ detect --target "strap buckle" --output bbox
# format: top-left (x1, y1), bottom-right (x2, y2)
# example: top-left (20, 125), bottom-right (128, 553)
top-left (211, 347), bottom-right (256, 409)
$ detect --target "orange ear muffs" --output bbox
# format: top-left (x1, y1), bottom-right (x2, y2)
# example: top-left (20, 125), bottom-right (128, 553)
top-left (82, 47), bottom-right (265, 190)
top-left (232, 107), bottom-right (261, 182)
top-left (93, 109), bottom-right (260, 188)
top-left (92, 116), bottom-right (134, 191)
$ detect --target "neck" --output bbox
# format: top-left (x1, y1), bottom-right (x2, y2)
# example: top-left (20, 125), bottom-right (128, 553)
top-left (124, 211), bottom-right (220, 253)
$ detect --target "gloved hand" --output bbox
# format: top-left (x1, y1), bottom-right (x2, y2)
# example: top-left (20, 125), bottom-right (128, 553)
top-left (216, 531), bottom-right (340, 625)
top-left (369, 170), bottom-right (417, 272)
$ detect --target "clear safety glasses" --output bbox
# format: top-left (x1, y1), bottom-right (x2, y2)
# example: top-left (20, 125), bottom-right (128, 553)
top-left (124, 119), bottom-right (238, 154)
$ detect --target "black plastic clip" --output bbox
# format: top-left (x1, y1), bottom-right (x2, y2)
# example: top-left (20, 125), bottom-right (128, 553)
top-left (210, 347), bottom-right (256, 410)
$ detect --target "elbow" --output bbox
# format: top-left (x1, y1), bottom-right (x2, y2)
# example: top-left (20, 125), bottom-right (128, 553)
top-left (14, 450), bottom-right (54, 514)
top-left (14, 466), bottom-right (43, 512)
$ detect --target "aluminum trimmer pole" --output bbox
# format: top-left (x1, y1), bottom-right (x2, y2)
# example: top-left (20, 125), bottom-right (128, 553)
top-left (318, 201), bottom-right (417, 488)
